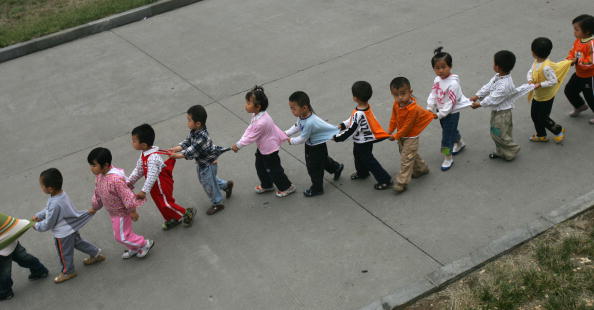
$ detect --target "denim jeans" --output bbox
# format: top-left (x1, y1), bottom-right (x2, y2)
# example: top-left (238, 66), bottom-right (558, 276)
top-left (439, 112), bottom-right (461, 155)
top-left (0, 243), bottom-right (48, 298)
top-left (197, 163), bottom-right (228, 205)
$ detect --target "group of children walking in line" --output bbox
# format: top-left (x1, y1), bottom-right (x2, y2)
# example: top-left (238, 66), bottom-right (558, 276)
top-left (1, 13), bottom-right (593, 301)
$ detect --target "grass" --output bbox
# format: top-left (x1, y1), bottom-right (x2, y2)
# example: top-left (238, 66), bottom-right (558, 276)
top-left (0, 0), bottom-right (159, 48)
top-left (404, 208), bottom-right (594, 310)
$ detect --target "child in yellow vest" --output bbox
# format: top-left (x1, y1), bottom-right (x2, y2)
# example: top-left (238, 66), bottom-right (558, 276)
top-left (527, 37), bottom-right (572, 143)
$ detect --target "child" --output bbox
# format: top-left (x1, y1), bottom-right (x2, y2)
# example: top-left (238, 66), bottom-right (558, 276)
top-left (32, 168), bottom-right (105, 283)
top-left (527, 37), bottom-right (571, 143)
top-left (87, 147), bottom-right (154, 259)
top-left (564, 14), bottom-right (594, 123)
top-left (426, 47), bottom-right (472, 171)
top-left (334, 81), bottom-right (393, 189)
top-left (127, 124), bottom-right (195, 230)
top-left (387, 77), bottom-right (435, 193)
top-left (0, 212), bottom-right (48, 301)
top-left (285, 91), bottom-right (344, 197)
top-left (168, 105), bottom-right (233, 215)
top-left (470, 50), bottom-right (522, 161)
top-left (231, 86), bottom-right (296, 197)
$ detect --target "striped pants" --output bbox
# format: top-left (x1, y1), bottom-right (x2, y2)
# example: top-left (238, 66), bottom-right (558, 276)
top-left (110, 216), bottom-right (146, 251)
top-left (55, 232), bottom-right (99, 274)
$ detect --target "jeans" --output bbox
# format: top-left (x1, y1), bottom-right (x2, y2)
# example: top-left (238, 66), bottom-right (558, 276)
top-left (255, 150), bottom-right (292, 191)
top-left (198, 163), bottom-right (228, 205)
top-left (0, 243), bottom-right (48, 298)
top-left (353, 142), bottom-right (391, 184)
top-left (439, 112), bottom-right (461, 155)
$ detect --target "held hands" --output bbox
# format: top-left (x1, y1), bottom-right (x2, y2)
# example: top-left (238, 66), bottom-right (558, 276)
top-left (231, 144), bottom-right (239, 153)
top-left (388, 135), bottom-right (396, 141)
top-left (130, 210), bottom-right (139, 222)
top-left (169, 153), bottom-right (185, 159)
top-left (87, 208), bottom-right (97, 215)
top-left (31, 216), bottom-right (40, 222)
top-left (433, 113), bottom-right (438, 119)
top-left (469, 95), bottom-right (479, 102)
top-left (135, 191), bottom-right (146, 200)
top-left (471, 102), bottom-right (481, 109)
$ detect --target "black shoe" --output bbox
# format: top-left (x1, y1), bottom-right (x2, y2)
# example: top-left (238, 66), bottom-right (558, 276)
top-left (182, 207), bottom-right (196, 227)
top-left (350, 172), bottom-right (369, 180)
top-left (303, 189), bottom-right (323, 197)
top-left (28, 272), bottom-right (48, 281)
top-left (224, 181), bottom-right (234, 199)
top-left (333, 164), bottom-right (344, 181)
top-left (0, 292), bottom-right (14, 301)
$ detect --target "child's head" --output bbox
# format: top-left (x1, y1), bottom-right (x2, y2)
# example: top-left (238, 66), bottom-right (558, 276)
top-left (39, 168), bottom-right (62, 195)
top-left (389, 77), bottom-right (413, 105)
top-left (288, 91), bottom-right (314, 117)
top-left (493, 50), bottom-right (516, 75)
top-left (351, 81), bottom-right (372, 104)
top-left (531, 37), bottom-right (553, 60)
top-left (186, 105), bottom-right (207, 130)
top-left (244, 85), bottom-right (268, 114)
top-left (87, 147), bottom-right (112, 175)
top-left (431, 47), bottom-right (453, 79)
top-left (131, 123), bottom-right (155, 151)
top-left (572, 14), bottom-right (594, 39)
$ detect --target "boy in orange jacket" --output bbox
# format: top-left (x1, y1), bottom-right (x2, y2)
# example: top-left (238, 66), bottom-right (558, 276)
top-left (387, 77), bottom-right (436, 193)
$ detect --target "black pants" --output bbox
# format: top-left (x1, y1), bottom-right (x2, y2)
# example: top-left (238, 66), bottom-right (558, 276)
top-left (564, 73), bottom-right (594, 111)
top-left (0, 243), bottom-right (48, 298)
top-left (353, 142), bottom-right (391, 184)
top-left (255, 150), bottom-right (292, 191)
top-left (305, 143), bottom-right (340, 193)
top-left (531, 97), bottom-right (562, 136)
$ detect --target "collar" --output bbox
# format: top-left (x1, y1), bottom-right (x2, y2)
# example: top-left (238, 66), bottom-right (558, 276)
top-left (252, 111), bottom-right (266, 121)
top-left (580, 36), bottom-right (593, 43)
top-left (299, 112), bottom-right (314, 120)
top-left (142, 146), bottom-right (160, 156)
top-left (355, 105), bottom-right (370, 111)
top-left (106, 166), bottom-right (126, 178)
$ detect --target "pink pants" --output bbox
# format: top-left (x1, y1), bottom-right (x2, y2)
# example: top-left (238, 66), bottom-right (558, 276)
top-left (110, 215), bottom-right (146, 251)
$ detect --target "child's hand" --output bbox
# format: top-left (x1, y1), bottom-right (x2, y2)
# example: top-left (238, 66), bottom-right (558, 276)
top-left (231, 144), bottom-right (239, 153)
top-left (569, 58), bottom-right (577, 65)
top-left (31, 216), bottom-right (40, 222)
top-left (388, 135), bottom-right (396, 141)
top-left (469, 95), bottom-right (479, 102)
top-left (135, 192), bottom-right (146, 200)
top-left (533, 83), bottom-right (541, 89)
top-left (87, 208), bottom-right (97, 215)
top-left (471, 102), bottom-right (481, 109)
top-left (130, 211), bottom-right (139, 222)
top-left (433, 113), bottom-right (438, 119)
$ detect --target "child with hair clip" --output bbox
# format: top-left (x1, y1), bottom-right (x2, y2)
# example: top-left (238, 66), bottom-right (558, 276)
top-left (231, 86), bottom-right (296, 198)
top-left (426, 47), bottom-right (472, 171)
top-left (285, 91), bottom-right (344, 197)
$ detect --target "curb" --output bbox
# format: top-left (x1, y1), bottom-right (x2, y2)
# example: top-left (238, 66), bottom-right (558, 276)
top-left (360, 189), bottom-right (594, 310)
top-left (0, 0), bottom-right (203, 64)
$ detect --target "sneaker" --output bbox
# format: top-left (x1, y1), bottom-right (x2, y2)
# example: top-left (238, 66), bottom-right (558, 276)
top-left (53, 272), bottom-right (77, 284)
top-left (350, 172), bottom-right (369, 180)
top-left (333, 163), bottom-right (344, 181)
top-left (162, 219), bottom-right (182, 230)
top-left (452, 139), bottom-right (466, 155)
top-left (0, 292), bottom-right (14, 301)
top-left (412, 168), bottom-right (429, 179)
top-left (553, 128), bottom-right (566, 143)
top-left (83, 250), bottom-right (106, 265)
top-left (569, 105), bottom-right (588, 117)
top-left (255, 185), bottom-right (275, 194)
top-left (137, 240), bottom-right (154, 258)
top-left (529, 135), bottom-right (549, 142)
top-left (275, 184), bottom-right (296, 197)
top-left (206, 204), bottom-right (224, 215)
top-left (28, 271), bottom-right (48, 281)
top-left (182, 208), bottom-right (196, 227)
top-left (121, 249), bottom-right (138, 259)
top-left (393, 183), bottom-right (407, 193)
top-left (224, 181), bottom-right (234, 199)
top-left (303, 188), bottom-right (323, 197)
top-left (441, 156), bottom-right (454, 171)
top-left (589, 118), bottom-right (594, 125)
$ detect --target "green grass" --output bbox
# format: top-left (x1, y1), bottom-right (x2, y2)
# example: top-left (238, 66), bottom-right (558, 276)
top-left (0, 0), bottom-right (159, 48)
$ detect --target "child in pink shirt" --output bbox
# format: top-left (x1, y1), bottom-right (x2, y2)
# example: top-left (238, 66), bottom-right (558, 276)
top-left (231, 86), bottom-right (296, 197)
top-left (87, 147), bottom-right (154, 259)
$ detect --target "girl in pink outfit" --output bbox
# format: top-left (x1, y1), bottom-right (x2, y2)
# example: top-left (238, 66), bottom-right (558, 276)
top-left (87, 147), bottom-right (154, 259)
top-left (231, 86), bottom-right (296, 198)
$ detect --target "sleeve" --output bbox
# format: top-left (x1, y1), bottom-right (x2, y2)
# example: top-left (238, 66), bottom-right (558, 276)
top-left (334, 113), bottom-right (359, 142)
top-left (181, 136), bottom-right (203, 160)
top-left (527, 66), bottom-right (534, 83)
top-left (479, 80), bottom-right (509, 107)
top-left (91, 186), bottom-right (103, 211)
top-left (393, 109), bottom-right (416, 140)
top-left (285, 123), bottom-right (300, 137)
top-left (35, 209), bottom-right (46, 220)
top-left (236, 122), bottom-right (260, 149)
top-left (476, 75), bottom-right (496, 100)
top-left (178, 133), bottom-right (191, 150)
top-left (141, 154), bottom-right (164, 193)
top-left (289, 121), bottom-right (311, 145)
top-left (388, 104), bottom-right (398, 134)
top-left (126, 157), bottom-right (144, 187)
top-left (567, 41), bottom-right (577, 60)
top-left (34, 204), bottom-right (60, 232)
top-left (540, 66), bottom-right (558, 88)
top-left (114, 180), bottom-right (145, 210)
top-left (426, 88), bottom-right (437, 112)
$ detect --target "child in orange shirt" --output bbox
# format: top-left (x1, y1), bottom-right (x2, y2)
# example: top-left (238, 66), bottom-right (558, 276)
top-left (565, 14), bottom-right (594, 123)
top-left (387, 77), bottom-right (436, 193)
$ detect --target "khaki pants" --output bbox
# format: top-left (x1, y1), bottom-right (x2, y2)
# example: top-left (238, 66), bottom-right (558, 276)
top-left (490, 110), bottom-right (520, 160)
top-left (396, 138), bottom-right (428, 185)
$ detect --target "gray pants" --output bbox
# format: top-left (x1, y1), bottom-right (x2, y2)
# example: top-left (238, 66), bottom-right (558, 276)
top-left (490, 109), bottom-right (520, 160)
top-left (54, 231), bottom-right (99, 274)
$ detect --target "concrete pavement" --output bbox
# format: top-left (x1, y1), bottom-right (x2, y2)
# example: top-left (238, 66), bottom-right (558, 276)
top-left (1, 0), bottom-right (593, 309)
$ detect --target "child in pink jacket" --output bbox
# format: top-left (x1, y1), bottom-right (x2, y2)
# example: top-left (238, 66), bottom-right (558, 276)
top-left (87, 147), bottom-right (154, 259)
top-left (231, 86), bottom-right (296, 198)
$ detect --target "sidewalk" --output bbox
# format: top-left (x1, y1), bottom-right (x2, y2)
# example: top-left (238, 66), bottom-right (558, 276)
top-left (1, 0), bottom-right (593, 309)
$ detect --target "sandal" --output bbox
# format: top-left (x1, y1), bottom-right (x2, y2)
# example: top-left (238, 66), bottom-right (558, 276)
top-left (488, 153), bottom-right (502, 159)
top-left (206, 204), bottom-right (224, 216)
top-left (350, 172), bottom-right (368, 180)
top-left (54, 272), bottom-right (77, 284)
top-left (374, 182), bottom-right (393, 190)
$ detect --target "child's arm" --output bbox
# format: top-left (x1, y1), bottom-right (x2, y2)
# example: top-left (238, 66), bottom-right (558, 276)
top-left (527, 65), bottom-right (534, 83)
top-left (126, 157), bottom-right (143, 188)
top-left (388, 103), bottom-right (398, 135)
top-left (288, 123), bottom-right (311, 145)
top-left (234, 122), bottom-right (261, 152)
top-left (537, 65), bottom-right (558, 88)
top-left (90, 187), bottom-right (103, 214)
top-left (33, 204), bottom-right (59, 232)
top-left (474, 75), bottom-right (496, 101)
top-left (334, 113), bottom-right (358, 142)
top-left (476, 80), bottom-right (508, 108)
top-left (567, 40), bottom-right (577, 63)
top-left (284, 123), bottom-right (300, 137)
top-left (114, 179), bottom-right (145, 210)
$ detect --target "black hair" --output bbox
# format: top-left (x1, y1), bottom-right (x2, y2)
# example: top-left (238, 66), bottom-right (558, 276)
top-left (494, 50), bottom-right (516, 74)
top-left (187, 105), bottom-right (207, 126)
top-left (531, 37), bottom-right (553, 59)
top-left (87, 147), bottom-right (112, 167)
top-left (245, 85), bottom-right (269, 111)
top-left (131, 123), bottom-right (155, 147)
top-left (351, 81), bottom-right (373, 102)
top-left (40, 168), bottom-right (63, 190)
top-left (431, 46), bottom-right (453, 68)
top-left (390, 77), bottom-right (411, 90)
top-left (573, 14), bottom-right (594, 35)
top-left (288, 91), bottom-right (314, 112)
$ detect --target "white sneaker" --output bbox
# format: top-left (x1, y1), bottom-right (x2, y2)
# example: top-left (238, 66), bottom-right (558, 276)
top-left (275, 184), bottom-right (296, 198)
top-left (441, 156), bottom-right (454, 171)
top-left (452, 139), bottom-right (466, 155)
top-left (121, 249), bottom-right (138, 259)
top-left (137, 240), bottom-right (154, 258)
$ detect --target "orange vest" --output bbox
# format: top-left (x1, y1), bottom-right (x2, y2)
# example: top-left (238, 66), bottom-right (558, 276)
top-left (389, 97), bottom-right (435, 140)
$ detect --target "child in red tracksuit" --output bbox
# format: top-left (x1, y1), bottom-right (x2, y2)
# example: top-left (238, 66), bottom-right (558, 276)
top-left (127, 124), bottom-right (195, 230)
